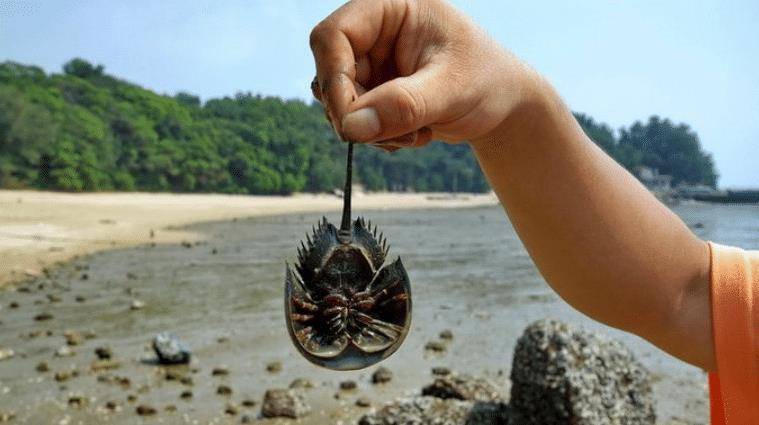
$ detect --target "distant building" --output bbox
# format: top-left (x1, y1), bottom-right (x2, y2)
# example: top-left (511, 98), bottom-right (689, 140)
top-left (635, 166), bottom-right (672, 191)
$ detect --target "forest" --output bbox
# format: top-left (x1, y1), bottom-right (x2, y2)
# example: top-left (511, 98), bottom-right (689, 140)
top-left (0, 59), bottom-right (718, 194)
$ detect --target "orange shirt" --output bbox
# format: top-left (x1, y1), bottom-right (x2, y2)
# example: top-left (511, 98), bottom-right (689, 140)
top-left (708, 242), bottom-right (759, 423)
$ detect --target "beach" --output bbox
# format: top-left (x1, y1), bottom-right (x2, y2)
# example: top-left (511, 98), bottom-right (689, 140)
top-left (0, 190), bottom-right (497, 288)
top-left (1, 191), bottom-right (753, 424)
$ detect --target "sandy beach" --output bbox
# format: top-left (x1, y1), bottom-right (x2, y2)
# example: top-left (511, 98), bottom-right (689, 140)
top-left (0, 190), bottom-right (497, 288)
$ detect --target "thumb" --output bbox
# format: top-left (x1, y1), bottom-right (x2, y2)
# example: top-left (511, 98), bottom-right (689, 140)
top-left (340, 66), bottom-right (448, 143)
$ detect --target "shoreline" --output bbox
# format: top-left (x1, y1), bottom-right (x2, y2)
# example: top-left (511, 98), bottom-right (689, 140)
top-left (0, 190), bottom-right (498, 288)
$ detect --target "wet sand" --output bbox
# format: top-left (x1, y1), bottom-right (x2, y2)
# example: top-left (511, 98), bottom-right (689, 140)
top-left (0, 190), bottom-right (497, 288)
top-left (0, 203), bottom-right (730, 424)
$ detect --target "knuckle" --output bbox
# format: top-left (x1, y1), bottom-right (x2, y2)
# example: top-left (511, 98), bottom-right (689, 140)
top-left (394, 84), bottom-right (426, 128)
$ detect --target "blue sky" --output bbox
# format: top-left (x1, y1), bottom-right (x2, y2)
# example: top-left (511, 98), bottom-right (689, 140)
top-left (2, 0), bottom-right (758, 188)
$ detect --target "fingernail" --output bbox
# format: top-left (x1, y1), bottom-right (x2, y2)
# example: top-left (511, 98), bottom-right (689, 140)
top-left (341, 108), bottom-right (381, 141)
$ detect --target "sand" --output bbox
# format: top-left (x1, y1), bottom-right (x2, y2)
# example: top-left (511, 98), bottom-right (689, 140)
top-left (0, 190), bottom-right (497, 287)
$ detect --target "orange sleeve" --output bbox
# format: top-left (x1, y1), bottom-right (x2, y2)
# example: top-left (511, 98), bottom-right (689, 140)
top-left (708, 242), bottom-right (759, 424)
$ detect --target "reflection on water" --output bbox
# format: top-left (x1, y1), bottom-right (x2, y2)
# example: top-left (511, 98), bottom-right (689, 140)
top-left (1, 201), bottom-right (755, 423)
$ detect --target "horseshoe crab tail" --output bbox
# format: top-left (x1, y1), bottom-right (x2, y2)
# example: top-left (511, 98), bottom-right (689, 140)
top-left (339, 142), bottom-right (354, 242)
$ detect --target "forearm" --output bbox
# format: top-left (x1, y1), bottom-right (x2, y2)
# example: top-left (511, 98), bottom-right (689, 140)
top-left (471, 74), bottom-right (714, 369)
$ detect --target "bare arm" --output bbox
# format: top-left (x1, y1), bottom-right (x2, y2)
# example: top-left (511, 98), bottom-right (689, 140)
top-left (310, 0), bottom-right (714, 370)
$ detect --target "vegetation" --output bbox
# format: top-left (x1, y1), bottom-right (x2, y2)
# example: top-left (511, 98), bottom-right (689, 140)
top-left (0, 59), bottom-right (717, 193)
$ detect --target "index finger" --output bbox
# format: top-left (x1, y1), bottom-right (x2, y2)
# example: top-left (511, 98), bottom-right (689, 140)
top-left (309, 0), bottom-right (406, 138)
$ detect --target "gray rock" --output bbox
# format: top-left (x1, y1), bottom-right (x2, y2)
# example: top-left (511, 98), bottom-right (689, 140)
top-left (261, 389), bottom-right (310, 418)
top-left (509, 319), bottom-right (655, 425)
top-left (152, 332), bottom-right (191, 365)
top-left (421, 373), bottom-right (504, 402)
top-left (372, 366), bottom-right (393, 384)
top-left (358, 396), bottom-right (509, 425)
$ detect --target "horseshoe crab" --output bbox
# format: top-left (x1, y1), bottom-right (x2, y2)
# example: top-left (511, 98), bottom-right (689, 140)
top-left (285, 143), bottom-right (412, 370)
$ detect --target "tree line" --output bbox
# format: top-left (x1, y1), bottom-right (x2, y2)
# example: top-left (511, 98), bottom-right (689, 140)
top-left (0, 59), bottom-right (717, 194)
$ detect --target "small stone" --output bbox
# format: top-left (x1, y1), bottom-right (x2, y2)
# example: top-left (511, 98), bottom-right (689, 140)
top-left (68, 395), bottom-right (88, 408)
top-left (135, 405), bottom-right (156, 416)
top-left (180, 376), bottom-right (194, 386)
top-left (55, 346), bottom-right (75, 357)
top-left (164, 405), bottom-right (177, 412)
top-left (217, 385), bottom-right (232, 396)
top-left (83, 330), bottom-right (97, 339)
top-left (126, 394), bottom-right (137, 403)
top-left (130, 299), bottom-right (145, 310)
top-left (47, 294), bottom-right (62, 303)
top-left (439, 329), bottom-right (454, 340)
top-left (356, 397), bottom-right (372, 407)
top-left (211, 248), bottom-right (218, 255)
top-left (0, 349), bottom-right (14, 361)
top-left (266, 361), bottom-right (282, 373)
top-left (339, 380), bottom-right (357, 391)
top-left (212, 366), bottom-right (230, 376)
top-left (64, 330), bottom-right (83, 346)
top-left (36, 361), bottom-right (49, 372)
top-left (261, 389), bottom-right (311, 419)
top-left (241, 414), bottom-right (253, 423)
top-left (8, 301), bottom-right (19, 309)
top-left (34, 312), bottom-right (53, 321)
top-left (54, 371), bottom-right (71, 382)
top-left (104, 400), bottom-right (119, 411)
top-left (180, 390), bottom-right (193, 400)
top-left (152, 333), bottom-right (191, 364)
top-left (75, 296), bottom-right (86, 303)
top-left (94, 346), bottom-right (112, 360)
top-left (371, 367), bottom-right (393, 384)
top-left (432, 367), bottom-right (451, 376)
top-left (289, 378), bottom-right (314, 389)
top-left (91, 359), bottom-right (121, 371)
top-left (80, 273), bottom-right (89, 280)
top-left (241, 399), bottom-right (256, 408)
top-left (425, 340), bottom-right (447, 352)
top-left (225, 403), bottom-right (239, 415)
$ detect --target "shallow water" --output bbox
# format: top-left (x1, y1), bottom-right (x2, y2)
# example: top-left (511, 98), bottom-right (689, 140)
top-left (1, 201), bottom-right (756, 423)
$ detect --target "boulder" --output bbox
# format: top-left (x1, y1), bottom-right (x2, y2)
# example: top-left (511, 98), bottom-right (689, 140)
top-left (152, 332), bottom-right (191, 365)
top-left (261, 389), bottom-right (310, 419)
top-left (509, 319), bottom-right (655, 424)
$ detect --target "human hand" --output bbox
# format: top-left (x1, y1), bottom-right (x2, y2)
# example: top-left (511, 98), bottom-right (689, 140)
top-left (309, 0), bottom-right (538, 150)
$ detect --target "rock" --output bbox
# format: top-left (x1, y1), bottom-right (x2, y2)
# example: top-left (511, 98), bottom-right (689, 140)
top-left (225, 403), bottom-right (239, 415)
top-left (91, 359), bottom-right (121, 371)
top-left (212, 365), bottom-right (230, 376)
top-left (439, 329), bottom-right (454, 340)
top-left (64, 331), bottom-right (83, 346)
top-left (94, 346), bottom-right (112, 360)
top-left (47, 294), bottom-right (62, 303)
top-left (36, 361), bottom-right (49, 372)
top-left (372, 366), bottom-right (393, 384)
top-left (241, 414), bottom-right (254, 423)
top-left (358, 396), bottom-right (509, 425)
top-left (55, 346), bottom-right (75, 357)
top-left (241, 399), bottom-right (256, 407)
top-left (104, 400), bottom-right (120, 411)
top-left (356, 396), bottom-right (372, 407)
top-left (431, 366), bottom-right (451, 376)
top-left (135, 405), bottom-right (157, 416)
top-left (217, 385), bottom-right (232, 396)
top-left (289, 378), bottom-right (314, 389)
top-left (180, 390), bottom-right (193, 400)
top-left (68, 395), bottom-right (88, 408)
top-left (75, 295), bottom-right (86, 303)
top-left (8, 301), bottom-right (19, 309)
top-left (509, 319), bottom-right (656, 425)
top-left (34, 312), bottom-right (53, 321)
top-left (261, 389), bottom-right (311, 419)
top-left (339, 380), bottom-right (357, 391)
top-left (266, 360), bottom-right (282, 373)
top-left (164, 405), bottom-right (177, 412)
top-left (0, 349), bottom-right (14, 361)
top-left (152, 333), bottom-right (191, 365)
top-left (54, 371), bottom-right (71, 382)
top-left (424, 340), bottom-right (446, 353)
top-left (130, 299), bottom-right (146, 310)
top-left (422, 373), bottom-right (504, 402)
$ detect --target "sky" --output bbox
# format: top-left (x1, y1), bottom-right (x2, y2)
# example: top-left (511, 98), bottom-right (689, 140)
top-left (1, 0), bottom-right (758, 188)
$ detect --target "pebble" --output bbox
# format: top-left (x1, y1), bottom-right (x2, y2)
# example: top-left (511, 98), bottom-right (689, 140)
top-left (75, 296), bottom-right (86, 303)
top-left (356, 397), bottom-right (372, 407)
top-left (130, 299), bottom-right (145, 310)
top-left (241, 414), bottom-right (254, 423)
top-left (135, 405), bottom-right (157, 416)
top-left (153, 333), bottom-right (191, 364)
top-left (94, 346), bottom-right (112, 360)
top-left (8, 301), bottom-right (19, 309)
top-left (64, 331), bottom-right (83, 346)
top-left (34, 312), bottom-right (53, 321)
top-left (225, 403), bottom-right (239, 415)
top-left (68, 395), bottom-right (88, 408)
top-left (55, 346), bottom-right (75, 357)
top-left (266, 361), bottom-right (282, 373)
top-left (91, 359), bottom-right (121, 371)
top-left (261, 389), bottom-right (311, 419)
top-left (241, 399), bottom-right (256, 408)
top-left (439, 329), bottom-right (454, 340)
top-left (104, 400), bottom-right (120, 411)
top-left (217, 385), bottom-right (232, 395)
top-left (54, 371), bottom-right (71, 382)
top-left (339, 380), bottom-right (357, 391)
top-left (47, 294), bottom-right (62, 303)
top-left (180, 390), bottom-right (193, 400)
top-left (425, 340), bottom-right (447, 353)
top-left (0, 349), bottom-right (14, 361)
top-left (432, 367), bottom-right (451, 376)
top-left (289, 378), bottom-right (314, 389)
top-left (212, 366), bottom-right (230, 376)
top-left (36, 361), bottom-right (49, 372)
top-left (165, 405), bottom-right (177, 412)
top-left (371, 367), bottom-right (393, 384)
